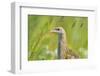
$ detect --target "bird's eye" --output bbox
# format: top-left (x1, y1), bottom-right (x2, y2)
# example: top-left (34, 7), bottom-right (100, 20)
top-left (55, 28), bottom-right (60, 31)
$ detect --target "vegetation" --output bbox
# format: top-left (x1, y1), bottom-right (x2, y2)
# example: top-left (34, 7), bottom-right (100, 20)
top-left (28, 15), bottom-right (88, 61)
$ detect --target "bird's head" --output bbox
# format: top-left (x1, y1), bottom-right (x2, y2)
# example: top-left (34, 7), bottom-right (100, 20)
top-left (50, 27), bottom-right (65, 34)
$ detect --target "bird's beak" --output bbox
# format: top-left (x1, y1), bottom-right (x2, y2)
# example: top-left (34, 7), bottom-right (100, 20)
top-left (50, 29), bottom-right (58, 33)
top-left (50, 27), bottom-right (64, 34)
top-left (50, 27), bottom-right (59, 33)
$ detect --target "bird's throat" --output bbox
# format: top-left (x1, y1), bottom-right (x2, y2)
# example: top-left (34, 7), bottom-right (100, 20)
top-left (58, 33), bottom-right (67, 59)
top-left (58, 33), bottom-right (62, 59)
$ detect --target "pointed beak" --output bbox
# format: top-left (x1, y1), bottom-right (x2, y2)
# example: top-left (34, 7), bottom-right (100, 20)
top-left (50, 30), bottom-right (58, 33)
top-left (50, 27), bottom-right (64, 34)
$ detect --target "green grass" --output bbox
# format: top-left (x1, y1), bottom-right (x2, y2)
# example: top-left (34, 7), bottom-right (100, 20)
top-left (28, 15), bottom-right (88, 61)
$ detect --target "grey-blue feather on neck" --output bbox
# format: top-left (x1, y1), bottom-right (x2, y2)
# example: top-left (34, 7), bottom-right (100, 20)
top-left (58, 33), bottom-right (62, 59)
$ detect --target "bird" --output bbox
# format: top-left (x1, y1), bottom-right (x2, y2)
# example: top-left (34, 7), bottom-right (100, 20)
top-left (51, 27), bottom-right (79, 59)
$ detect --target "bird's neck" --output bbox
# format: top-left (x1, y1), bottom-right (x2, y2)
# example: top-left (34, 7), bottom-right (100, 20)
top-left (58, 32), bottom-right (68, 59)
top-left (60, 32), bottom-right (68, 47)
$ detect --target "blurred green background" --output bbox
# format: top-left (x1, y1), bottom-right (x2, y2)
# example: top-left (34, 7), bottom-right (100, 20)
top-left (28, 15), bottom-right (88, 61)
